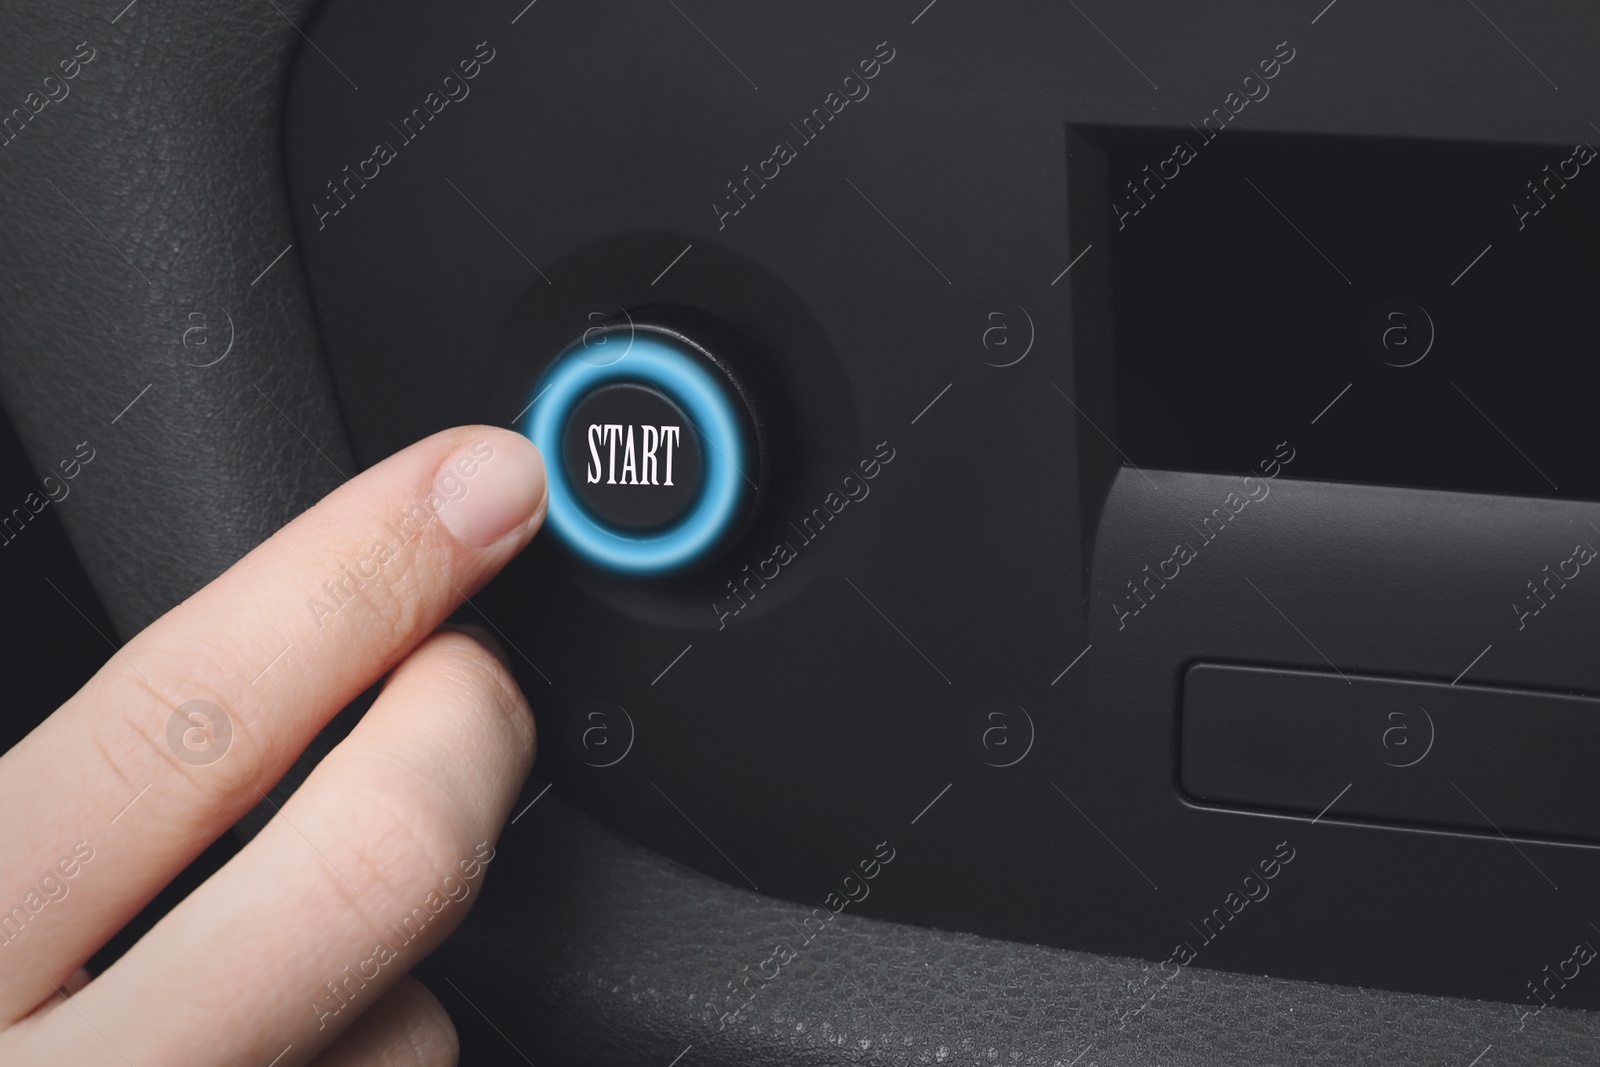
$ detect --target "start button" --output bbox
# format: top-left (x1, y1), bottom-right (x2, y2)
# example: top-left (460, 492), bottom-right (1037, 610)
top-left (560, 382), bottom-right (704, 531)
top-left (522, 326), bottom-right (755, 574)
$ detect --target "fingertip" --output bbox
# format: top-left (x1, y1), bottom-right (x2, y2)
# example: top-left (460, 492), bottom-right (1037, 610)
top-left (406, 626), bottom-right (537, 773)
top-left (441, 622), bottom-right (512, 672)
top-left (312, 975), bottom-right (459, 1067)
top-left (431, 430), bottom-right (548, 549)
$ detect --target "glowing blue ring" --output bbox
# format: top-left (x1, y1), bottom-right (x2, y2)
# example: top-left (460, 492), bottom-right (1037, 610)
top-left (522, 333), bottom-right (747, 574)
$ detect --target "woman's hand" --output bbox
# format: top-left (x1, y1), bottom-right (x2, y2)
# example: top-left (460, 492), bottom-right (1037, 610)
top-left (0, 426), bottom-right (548, 1066)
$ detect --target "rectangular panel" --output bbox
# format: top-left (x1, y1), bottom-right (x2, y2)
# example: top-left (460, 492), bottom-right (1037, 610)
top-left (1182, 662), bottom-right (1600, 841)
top-left (1102, 130), bottom-right (1600, 500)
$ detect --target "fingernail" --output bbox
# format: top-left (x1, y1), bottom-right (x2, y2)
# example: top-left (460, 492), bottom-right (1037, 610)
top-left (433, 431), bottom-right (548, 547)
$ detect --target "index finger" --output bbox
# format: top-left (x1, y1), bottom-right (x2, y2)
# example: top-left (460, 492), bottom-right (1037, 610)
top-left (0, 425), bottom-right (546, 1021)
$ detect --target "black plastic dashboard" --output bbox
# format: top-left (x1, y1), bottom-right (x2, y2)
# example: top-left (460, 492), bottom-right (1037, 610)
top-left (282, 0), bottom-right (1600, 1037)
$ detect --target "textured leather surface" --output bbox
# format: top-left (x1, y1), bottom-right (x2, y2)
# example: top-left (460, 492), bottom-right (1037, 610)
top-left (2, 2), bottom-right (1596, 1064)
top-left (0, 0), bottom-right (353, 639)
top-left (435, 793), bottom-right (1600, 1066)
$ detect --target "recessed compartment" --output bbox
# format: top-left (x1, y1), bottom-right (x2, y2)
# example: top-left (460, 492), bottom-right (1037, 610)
top-left (1096, 130), bottom-right (1600, 500)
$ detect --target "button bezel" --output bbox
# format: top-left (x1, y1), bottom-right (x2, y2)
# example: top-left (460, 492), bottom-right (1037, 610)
top-left (523, 328), bottom-right (751, 574)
